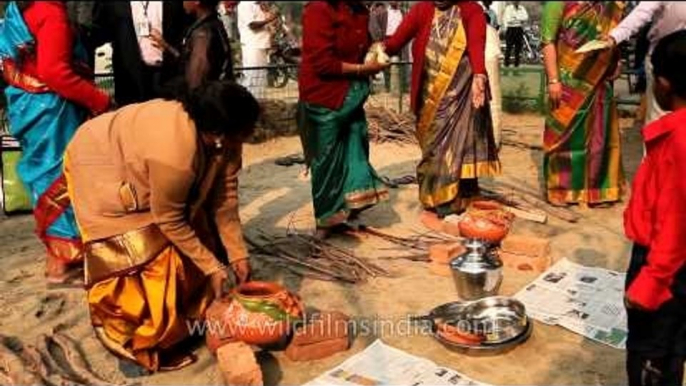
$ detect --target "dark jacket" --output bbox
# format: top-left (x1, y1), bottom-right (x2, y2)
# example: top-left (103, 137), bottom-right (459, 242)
top-left (180, 13), bottom-right (234, 88)
top-left (92, 2), bottom-right (191, 106)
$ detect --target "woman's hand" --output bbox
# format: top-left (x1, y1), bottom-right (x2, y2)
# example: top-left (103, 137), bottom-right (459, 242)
top-left (472, 75), bottom-right (487, 109)
top-left (231, 259), bottom-right (251, 284)
top-left (548, 81), bottom-right (563, 110)
top-left (624, 295), bottom-right (648, 312)
top-left (210, 269), bottom-right (229, 298)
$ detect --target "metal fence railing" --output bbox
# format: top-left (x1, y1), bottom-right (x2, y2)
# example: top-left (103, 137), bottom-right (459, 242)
top-left (91, 61), bottom-right (640, 116)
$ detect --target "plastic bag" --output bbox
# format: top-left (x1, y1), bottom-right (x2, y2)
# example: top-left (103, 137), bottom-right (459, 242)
top-left (1, 136), bottom-right (31, 215)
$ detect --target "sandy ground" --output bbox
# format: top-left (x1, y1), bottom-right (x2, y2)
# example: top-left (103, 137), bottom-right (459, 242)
top-left (0, 112), bottom-right (643, 385)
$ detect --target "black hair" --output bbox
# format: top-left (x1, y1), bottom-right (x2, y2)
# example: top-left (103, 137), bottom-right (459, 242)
top-left (652, 29), bottom-right (686, 99)
top-left (162, 78), bottom-right (260, 138)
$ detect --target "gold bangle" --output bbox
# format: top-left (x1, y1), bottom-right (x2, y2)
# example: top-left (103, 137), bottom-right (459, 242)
top-left (356, 64), bottom-right (361, 76)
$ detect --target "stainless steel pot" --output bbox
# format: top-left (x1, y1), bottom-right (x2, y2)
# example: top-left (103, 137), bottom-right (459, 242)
top-left (450, 239), bottom-right (503, 300)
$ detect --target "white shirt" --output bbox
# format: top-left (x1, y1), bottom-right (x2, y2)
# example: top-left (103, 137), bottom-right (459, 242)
top-left (610, 1), bottom-right (686, 54)
top-left (386, 8), bottom-right (403, 36)
top-left (237, 1), bottom-right (271, 50)
top-left (130, 1), bottom-right (163, 66)
top-left (503, 4), bottom-right (528, 29)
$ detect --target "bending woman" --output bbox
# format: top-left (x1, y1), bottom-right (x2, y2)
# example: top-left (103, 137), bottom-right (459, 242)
top-left (541, 2), bottom-right (624, 207)
top-left (384, 1), bottom-right (500, 217)
top-left (298, 1), bottom-right (389, 238)
top-left (0, 1), bottom-right (110, 285)
top-left (64, 81), bottom-right (258, 371)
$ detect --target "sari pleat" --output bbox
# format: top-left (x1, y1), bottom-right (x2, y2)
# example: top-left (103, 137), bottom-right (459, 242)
top-left (298, 81), bottom-right (389, 227)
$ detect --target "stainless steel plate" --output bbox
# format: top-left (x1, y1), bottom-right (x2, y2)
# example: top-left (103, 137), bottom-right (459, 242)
top-left (432, 317), bottom-right (533, 353)
top-left (460, 296), bottom-right (528, 344)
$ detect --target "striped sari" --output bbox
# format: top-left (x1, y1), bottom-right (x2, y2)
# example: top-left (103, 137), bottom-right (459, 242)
top-left (542, 2), bottom-right (625, 205)
top-left (0, 2), bottom-right (86, 282)
top-left (417, 7), bottom-right (500, 216)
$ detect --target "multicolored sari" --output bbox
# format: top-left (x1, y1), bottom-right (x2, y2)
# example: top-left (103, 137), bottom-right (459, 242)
top-left (298, 81), bottom-right (389, 227)
top-left (417, 8), bottom-right (500, 216)
top-left (542, 2), bottom-right (624, 205)
top-left (0, 2), bottom-right (87, 278)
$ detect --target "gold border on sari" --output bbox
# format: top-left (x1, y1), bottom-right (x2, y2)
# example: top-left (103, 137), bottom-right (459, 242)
top-left (416, 14), bottom-right (468, 143)
top-left (84, 224), bottom-right (171, 287)
top-left (419, 161), bottom-right (501, 208)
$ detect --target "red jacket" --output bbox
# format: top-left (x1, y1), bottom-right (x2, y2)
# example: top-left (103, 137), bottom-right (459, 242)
top-left (298, 1), bottom-right (370, 110)
top-left (624, 108), bottom-right (686, 311)
top-left (384, 2), bottom-right (486, 115)
top-left (22, 2), bottom-right (109, 114)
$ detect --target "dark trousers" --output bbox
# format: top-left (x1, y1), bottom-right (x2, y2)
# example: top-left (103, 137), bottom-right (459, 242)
top-left (505, 27), bottom-right (524, 67)
top-left (626, 245), bottom-right (686, 386)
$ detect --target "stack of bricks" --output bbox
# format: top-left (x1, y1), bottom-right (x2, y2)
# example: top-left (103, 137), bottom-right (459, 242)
top-left (427, 236), bottom-right (554, 276)
top-left (499, 235), bottom-right (553, 273)
top-left (428, 242), bottom-right (466, 277)
top-left (285, 311), bottom-right (351, 362)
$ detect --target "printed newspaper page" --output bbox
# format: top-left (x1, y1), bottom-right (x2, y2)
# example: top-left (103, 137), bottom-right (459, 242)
top-left (514, 259), bottom-right (627, 349)
top-left (303, 340), bottom-right (493, 386)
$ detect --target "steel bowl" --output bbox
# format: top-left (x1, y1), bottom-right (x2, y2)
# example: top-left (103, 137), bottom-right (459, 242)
top-left (459, 296), bottom-right (528, 344)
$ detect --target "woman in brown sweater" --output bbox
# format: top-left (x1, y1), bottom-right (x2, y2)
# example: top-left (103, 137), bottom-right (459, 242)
top-left (64, 80), bottom-right (259, 372)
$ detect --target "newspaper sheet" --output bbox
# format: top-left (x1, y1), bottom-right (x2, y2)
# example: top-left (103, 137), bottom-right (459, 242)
top-left (514, 259), bottom-right (627, 349)
top-left (303, 340), bottom-right (493, 386)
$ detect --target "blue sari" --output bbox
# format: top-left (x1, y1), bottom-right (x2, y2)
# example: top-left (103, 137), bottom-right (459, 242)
top-left (0, 2), bottom-right (87, 271)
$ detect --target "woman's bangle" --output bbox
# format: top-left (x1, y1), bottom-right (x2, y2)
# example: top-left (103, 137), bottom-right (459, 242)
top-left (356, 64), bottom-right (362, 76)
top-left (548, 78), bottom-right (560, 85)
top-left (474, 73), bottom-right (488, 81)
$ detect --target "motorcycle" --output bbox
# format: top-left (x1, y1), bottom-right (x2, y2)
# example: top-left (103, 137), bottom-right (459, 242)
top-left (267, 15), bottom-right (301, 88)
top-left (500, 25), bottom-right (541, 65)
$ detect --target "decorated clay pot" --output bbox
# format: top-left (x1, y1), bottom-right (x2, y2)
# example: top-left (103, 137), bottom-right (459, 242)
top-left (458, 213), bottom-right (510, 244)
top-left (224, 281), bottom-right (304, 346)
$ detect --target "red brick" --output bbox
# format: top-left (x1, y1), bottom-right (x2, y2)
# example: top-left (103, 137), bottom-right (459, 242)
top-left (428, 242), bottom-right (465, 264)
top-left (205, 299), bottom-right (234, 354)
top-left (501, 235), bottom-right (551, 258)
top-left (285, 336), bottom-right (350, 362)
top-left (291, 311), bottom-right (349, 346)
top-left (420, 211), bottom-right (444, 233)
top-left (217, 341), bottom-right (263, 386)
top-left (499, 251), bottom-right (552, 273)
top-left (428, 261), bottom-right (452, 277)
top-left (441, 221), bottom-right (462, 237)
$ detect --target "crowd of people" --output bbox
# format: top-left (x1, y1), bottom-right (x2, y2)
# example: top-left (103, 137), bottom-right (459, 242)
top-left (1, 1), bottom-right (686, 385)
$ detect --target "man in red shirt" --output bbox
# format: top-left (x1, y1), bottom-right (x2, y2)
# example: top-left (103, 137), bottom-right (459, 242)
top-left (624, 29), bottom-right (686, 386)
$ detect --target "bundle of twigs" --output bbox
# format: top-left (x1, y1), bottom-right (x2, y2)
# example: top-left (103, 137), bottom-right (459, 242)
top-left (353, 226), bottom-right (460, 263)
top-left (365, 106), bottom-right (417, 145)
top-left (481, 180), bottom-right (581, 223)
top-left (246, 232), bottom-right (392, 284)
top-left (0, 331), bottom-right (128, 386)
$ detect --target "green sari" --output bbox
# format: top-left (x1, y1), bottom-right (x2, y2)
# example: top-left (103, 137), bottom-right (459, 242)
top-left (298, 81), bottom-right (389, 228)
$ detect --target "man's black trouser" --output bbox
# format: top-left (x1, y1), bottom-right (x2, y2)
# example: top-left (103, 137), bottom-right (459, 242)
top-left (505, 26), bottom-right (523, 67)
top-left (626, 244), bottom-right (686, 386)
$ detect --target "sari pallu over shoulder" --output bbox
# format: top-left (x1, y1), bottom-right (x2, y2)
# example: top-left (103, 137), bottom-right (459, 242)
top-left (0, 1), bottom-right (88, 274)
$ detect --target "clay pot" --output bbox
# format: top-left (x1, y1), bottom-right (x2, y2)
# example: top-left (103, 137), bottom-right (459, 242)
top-left (458, 213), bottom-right (510, 244)
top-left (224, 281), bottom-right (304, 346)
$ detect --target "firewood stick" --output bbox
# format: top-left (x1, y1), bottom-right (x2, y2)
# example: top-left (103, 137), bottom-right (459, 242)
top-left (246, 236), bottom-right (358, 283)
